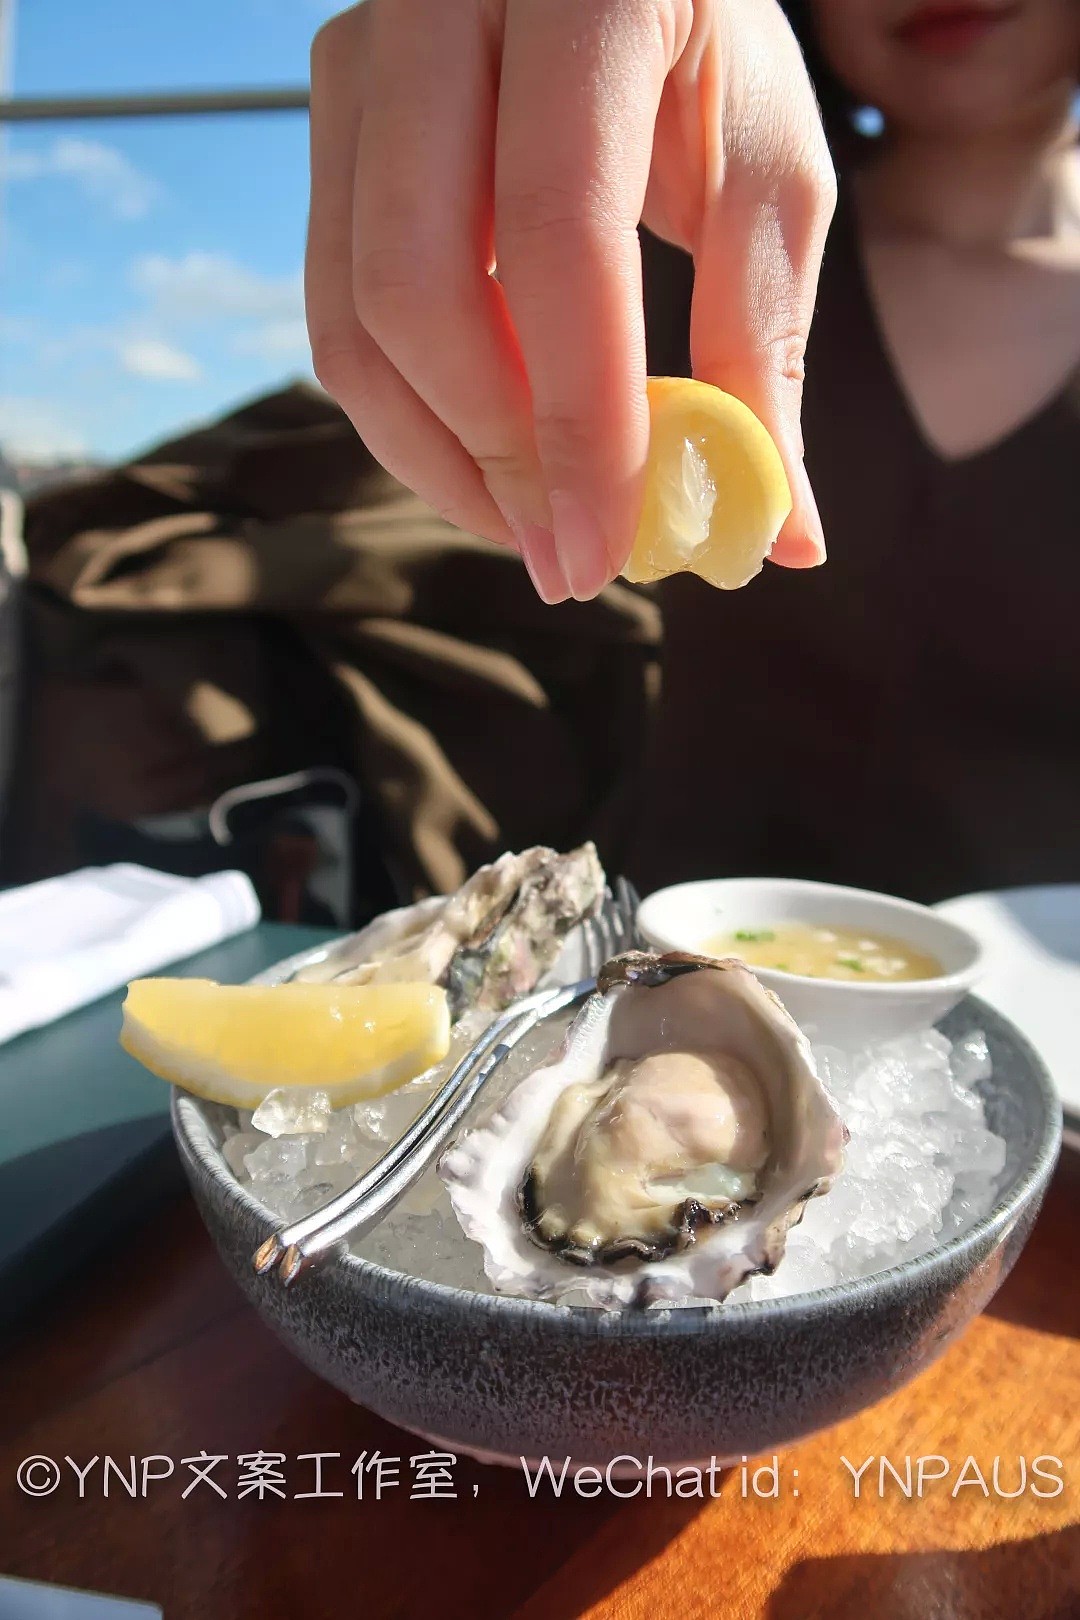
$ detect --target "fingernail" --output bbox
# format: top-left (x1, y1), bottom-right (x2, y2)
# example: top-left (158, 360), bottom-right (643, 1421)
top-left (792, 462), bottom-right (826, 564)
top-left (777, 534), bottom-right (827, 568)
top-left (515, 523), bottom-right (572, 604)
top-left (549, 489), bottom-right (615, 601)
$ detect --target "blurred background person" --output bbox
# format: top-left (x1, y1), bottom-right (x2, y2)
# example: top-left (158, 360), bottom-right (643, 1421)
top-left (636, 0), bottom-right (1080, 898)
top-left (10, 1), bottom-right (1079, 911)
top-left (307, 0), bottom-right (1080, 905)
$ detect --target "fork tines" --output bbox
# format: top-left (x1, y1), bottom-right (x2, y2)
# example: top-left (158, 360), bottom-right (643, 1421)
top-left (249, 875), bottom-right (642, 1285)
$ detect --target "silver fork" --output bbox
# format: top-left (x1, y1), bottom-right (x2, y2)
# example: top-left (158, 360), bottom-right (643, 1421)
top-left (580, 876), bottom-right (641, 980)
top-left (250, 877), bottom-right (641, 1285)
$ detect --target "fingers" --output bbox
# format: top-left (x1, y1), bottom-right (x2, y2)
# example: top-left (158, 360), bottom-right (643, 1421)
top-left (353, 1), bottom-right (560, 563)
top-left (306, 4), bottom-right (512, 548)
top-left (495, 0), bottom-right (677, 597)
top-left (688, 0), bottom-right (836, 568)
top-left (310, 0), bottom-right (833, 603)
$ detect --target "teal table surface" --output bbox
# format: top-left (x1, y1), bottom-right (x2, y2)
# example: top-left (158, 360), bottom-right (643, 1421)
top-left (0, 922), bottom-right (337, 1163)
top-left (0, 922), bottom-right (338, 1330)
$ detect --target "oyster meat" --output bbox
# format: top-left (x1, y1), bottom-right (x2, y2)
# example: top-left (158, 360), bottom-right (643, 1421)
top-left (295, 844), bottom-right (604, 1017)
top-left (439, 951), bottom-right (847, 1307)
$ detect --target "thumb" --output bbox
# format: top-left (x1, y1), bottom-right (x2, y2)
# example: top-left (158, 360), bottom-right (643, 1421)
top-left (689, 155), bottom-right (835, 568)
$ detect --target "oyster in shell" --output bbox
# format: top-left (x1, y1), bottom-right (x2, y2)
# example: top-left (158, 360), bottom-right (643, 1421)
top-left (439, 951), bottom-right (847, 1307)
top-left (295, 844), bottom-right (604, 1017)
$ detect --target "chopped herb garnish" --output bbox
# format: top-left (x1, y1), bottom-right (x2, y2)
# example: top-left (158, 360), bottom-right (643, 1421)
top-left (774, 962), bottom-right (790, 972)
top-left (837, 955), bottom-right (865, 971)
top-left (734, 929), bottom-right (775, 943)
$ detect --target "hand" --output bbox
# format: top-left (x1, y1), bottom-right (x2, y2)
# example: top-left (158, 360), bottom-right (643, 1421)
top-left (306, 0), bottom-right (836, 603)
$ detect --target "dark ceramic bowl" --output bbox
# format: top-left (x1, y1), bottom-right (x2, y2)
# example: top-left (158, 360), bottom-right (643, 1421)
top-left (172, 996), bottom-right (1060, 1471)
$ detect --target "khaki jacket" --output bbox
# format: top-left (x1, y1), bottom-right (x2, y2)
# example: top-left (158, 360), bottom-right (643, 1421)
top-left (15, 383), bottom-right (660, 903)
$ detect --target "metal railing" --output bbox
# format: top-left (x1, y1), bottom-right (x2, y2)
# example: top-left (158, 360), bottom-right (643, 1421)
top-left (0, 87), bottom-right (309, 123)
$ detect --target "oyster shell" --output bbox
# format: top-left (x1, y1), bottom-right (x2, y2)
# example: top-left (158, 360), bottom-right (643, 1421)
top-left (295, 844), bottom-right (604, 1018)
top-left (439, 951), bottom-right (847, 1307)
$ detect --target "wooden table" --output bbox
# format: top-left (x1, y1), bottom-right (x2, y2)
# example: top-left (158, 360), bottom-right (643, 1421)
top-left (1, 1132), bottom-right (1077, 1617)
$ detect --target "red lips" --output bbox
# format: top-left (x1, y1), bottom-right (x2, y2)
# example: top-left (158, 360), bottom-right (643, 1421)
top-left (895, 2), bottom-right (1018, 56)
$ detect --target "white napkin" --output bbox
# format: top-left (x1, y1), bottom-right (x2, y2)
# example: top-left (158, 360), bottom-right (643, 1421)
top-left (0, 863), bottom-right (261, 1044)
top-left (935, 887), bottom-right (1080, 1116)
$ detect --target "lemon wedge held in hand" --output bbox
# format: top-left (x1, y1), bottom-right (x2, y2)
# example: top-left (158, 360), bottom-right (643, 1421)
top-left (121, 978), bottom-right (451, 1109)
top-left (623, 377), bottom-right (792, 590)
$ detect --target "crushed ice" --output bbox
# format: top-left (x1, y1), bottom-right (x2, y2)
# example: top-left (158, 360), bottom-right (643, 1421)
top-left (252, 1088), bottom-right (332, 1137)
top-left (222, 1023), bottom-right (1006, 1308)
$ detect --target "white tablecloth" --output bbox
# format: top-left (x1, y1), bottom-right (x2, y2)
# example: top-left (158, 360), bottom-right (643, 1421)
top-left (0, 863), bottom-right (260, 1044)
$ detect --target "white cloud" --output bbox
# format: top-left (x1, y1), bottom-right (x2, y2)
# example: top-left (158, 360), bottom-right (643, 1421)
top-left (0, 397), bottom-right (88, 461)
top-left (0, 246), bottom-right (311, 460)
top-left (6, 137), bottom-right (159, 220)
top-left (120, 338), bottom-right (202, 382)
top-left (124, 253), bottom-right (309, 375)
top-left (131, 252), bottom-right (303, 322)
top-left (231, 318), bottom-right (311, 363)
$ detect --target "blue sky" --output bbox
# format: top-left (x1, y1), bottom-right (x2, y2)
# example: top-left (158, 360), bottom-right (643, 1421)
top-left (1, 0), bottom-right (341, 461)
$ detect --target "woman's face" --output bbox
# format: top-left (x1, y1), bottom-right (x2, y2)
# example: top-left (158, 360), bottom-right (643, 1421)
top-left (811, 0), bottom-right (1080, 136)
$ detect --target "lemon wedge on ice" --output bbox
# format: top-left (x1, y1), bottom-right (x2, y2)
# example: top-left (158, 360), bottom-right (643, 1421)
top-left (120, 978), bottom-right (451, 1109)
top-left (623, 377), bottom-right (791, 589)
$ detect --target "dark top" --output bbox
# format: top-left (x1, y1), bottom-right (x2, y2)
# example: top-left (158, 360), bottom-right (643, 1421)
top-left (633, 200), bottom-right (1080, 902)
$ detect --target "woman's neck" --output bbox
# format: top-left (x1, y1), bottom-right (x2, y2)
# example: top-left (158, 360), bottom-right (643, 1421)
top-left (855, 92), bottom-right (1080, 250)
